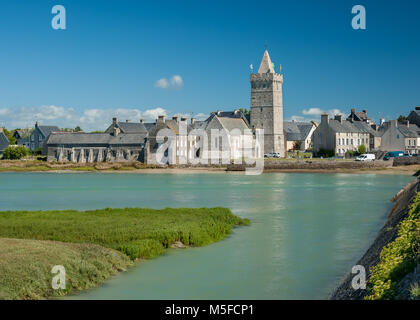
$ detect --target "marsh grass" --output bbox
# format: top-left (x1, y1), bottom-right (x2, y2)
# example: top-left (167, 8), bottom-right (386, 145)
top-left (0, 207), bottom-right (250, 260)
top-left (0, 238), bottom-right (132, 300)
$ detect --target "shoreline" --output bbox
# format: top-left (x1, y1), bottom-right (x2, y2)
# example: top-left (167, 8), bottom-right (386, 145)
top-left (331, 177), bottom-right (420, 299)
top-left (0, 165), bottom-right (418, 175)
top-left (0, 159), bottom-right (419, 175)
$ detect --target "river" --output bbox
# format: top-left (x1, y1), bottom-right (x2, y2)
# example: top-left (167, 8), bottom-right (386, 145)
top-left (0, 172), bottom-right (412, 299)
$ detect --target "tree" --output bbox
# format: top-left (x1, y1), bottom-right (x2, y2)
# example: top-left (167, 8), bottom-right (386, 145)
top-left (397, 115), bottom-right (407, 122)
top-left (358, 144), bottom-right (367, 154)
top-left (292, 141), bottom-right (302, 151)
top-left (1, 128), bottom-right (17, 145)
top-left (2, 146), bottom-right (29, 160)
top-left (74, 126), bottom-right (82, 132)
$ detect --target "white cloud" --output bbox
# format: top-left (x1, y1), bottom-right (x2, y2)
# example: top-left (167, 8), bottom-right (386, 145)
top-left (155, 78), bottom-right (170, 89)
top-left (155, 75), bottom-right (184, 89)
top-left (0, 105), bottom-right (172, 132)
top-left (289, 107), bottom-right (345, 123)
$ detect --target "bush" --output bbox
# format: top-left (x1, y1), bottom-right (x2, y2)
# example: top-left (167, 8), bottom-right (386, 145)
top-left (316, 149), bottom-right (335, 158)
top-left (345, 150), bottom-right (359, 158)
top-left (358, 144), bottom-right (367, 154)
top-left (32, 147), bottom-right (42, 156)
top-left (365, 193), bottom-right (420, 300)
top-left (1, 146), bottom-right (29, 160)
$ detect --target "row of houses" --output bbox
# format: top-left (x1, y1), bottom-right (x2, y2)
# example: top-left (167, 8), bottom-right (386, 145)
top-left (313, 107), bottom-right (420, 156)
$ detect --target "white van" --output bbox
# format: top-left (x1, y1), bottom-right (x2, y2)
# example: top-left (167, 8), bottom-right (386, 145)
top-left (355, 154), bottom-right (375, 161)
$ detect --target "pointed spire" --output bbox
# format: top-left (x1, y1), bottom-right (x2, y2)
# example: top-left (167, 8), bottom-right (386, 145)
top-left (258, 50), bottom-right (274, 74)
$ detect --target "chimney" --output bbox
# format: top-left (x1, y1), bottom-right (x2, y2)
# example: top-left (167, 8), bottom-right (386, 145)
top-left (351, 108), bottom-right (356, 114)
top-left (0, 128), bottom-right (3, 133)
top-left (112, 117), bottom-right (117, 125)
top-left (380, 117), bottom-right (385, 126)
top-left (35, 121), bottom-right (39, 127)
top-left (321, 113), bottom-right (329, 125)
top-left (407, 120), bottom-right (410, 128)
top-left (126, 119), bottom-right (130, 123)
top-left (180, 117), bottom-right (187, 122)
top-left (191, 118), bottom-right (195, 125)
top-left (113, 127), bottom-right (120, 136)
top-left (334, 114), bottom-right (342, 123)
top-left (140, 119), bottom-right (145, 124)
top-left (172, 116), bottom-right (178, 122)
top-left (389, 120), bottom-right (398, 128)
top-left (362, 109), bottom-right (367, 113)
top-left (157, 115), bottom-right (165, 123)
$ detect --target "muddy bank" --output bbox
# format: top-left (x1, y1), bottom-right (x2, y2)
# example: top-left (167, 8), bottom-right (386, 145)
top-left (330, 177), bottom-right (420, 299)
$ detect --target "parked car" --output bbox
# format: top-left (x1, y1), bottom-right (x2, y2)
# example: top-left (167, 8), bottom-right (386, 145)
top-left (383, 151), bottom-right (405, 160)
top-left (355, 154), bottom-right (375, 161)
top-left (264, 152), bottom-right (281, 158)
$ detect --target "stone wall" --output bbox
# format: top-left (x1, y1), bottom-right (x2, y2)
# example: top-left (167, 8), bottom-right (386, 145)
top-left (393, 157), bottom-right (420, 166)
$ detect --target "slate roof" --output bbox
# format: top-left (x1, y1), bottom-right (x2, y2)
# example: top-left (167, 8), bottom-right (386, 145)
top-left (217, 117), bottom-right (249, 133)
top-left (351, 121), bottom-right (381, 137)
top-left (284, 121), bottom-right (314, 141)
top-left (398, 125), bottom-right (419, 138)
top-left (328, 119), bottom-right (363, 133)
top-left (347, 109), bottom-right (372, 123)
top-left (14, 129), bottom-right (31, 139)
top-left (116, 122), bottom-right (148, 134)
top-left (0, 132), bottom-right (10, 151)
top-left (46, 132), bottom-right (147, 146)
top-left (37, 125), bottom-right (60, 137)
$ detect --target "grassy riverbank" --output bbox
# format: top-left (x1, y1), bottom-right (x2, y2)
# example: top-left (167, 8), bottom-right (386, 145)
top-left (0, 207), bottom-right (249, 299)
top-left (0, 238), bottom-right (132, 300)
top-left (365, 192), bottom-right (420, 300)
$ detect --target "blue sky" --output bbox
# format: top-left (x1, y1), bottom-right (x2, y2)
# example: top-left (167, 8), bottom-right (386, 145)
top-left (0, 0), bottom-right (419, 131)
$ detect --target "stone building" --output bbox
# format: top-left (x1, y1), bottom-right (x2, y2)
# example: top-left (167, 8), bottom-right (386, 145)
top-left (284, 121), bottom-right (316, 151)
top-left (29, 122), bottom-right (60, 152)
top-left (250, 50), bottom-right (285, 156)
top-left (13, 129), bottom-right (31, 148)
top-left (313, 114), bottom-right (371, 156)
top-left (46, 128), bottom-right (147, 162)
top-left (379, 120), bottom-right (420, 155)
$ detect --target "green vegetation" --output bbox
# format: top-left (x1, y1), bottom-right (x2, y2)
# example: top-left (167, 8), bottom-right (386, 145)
top-left (1, 128), bottom-right (17, 145)
top-left (0, 207), bottom-right (249, 299)
top-left (315, 148), bottom-right (335, 158)
top-left (365, 192), bottom-right (420, 300)
top-left (0, 238), bottom-right (131, 300)
top-left (0, 207), bottom-right (250, 260)
top-left (1, 146), bottom-right (30, 160)
top-left (410, 283), bottom-right (420, 299)
top-left (358, 144), bottom-right (367, 155)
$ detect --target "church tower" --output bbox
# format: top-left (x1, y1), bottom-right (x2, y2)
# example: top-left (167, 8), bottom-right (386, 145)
top-left (250, 50), bottom-right (285, 156)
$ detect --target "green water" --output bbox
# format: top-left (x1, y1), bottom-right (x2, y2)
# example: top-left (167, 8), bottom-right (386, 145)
top-left (0, 172), bottom-right (412, 299)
